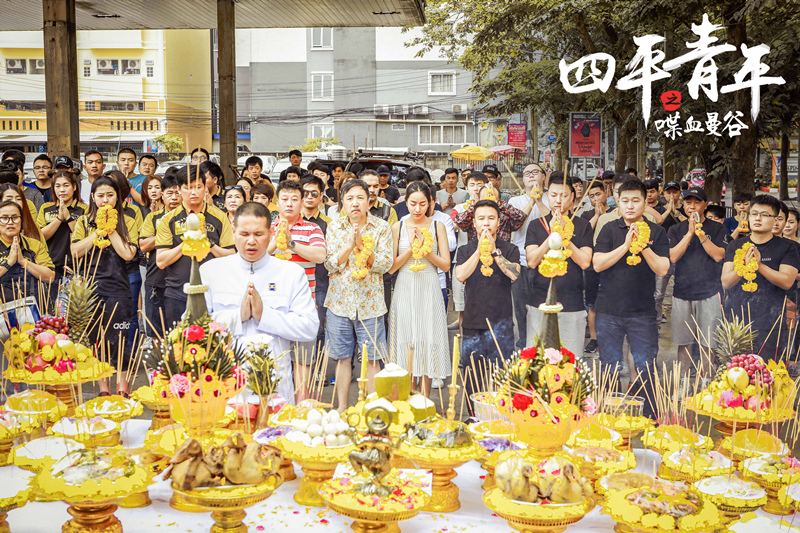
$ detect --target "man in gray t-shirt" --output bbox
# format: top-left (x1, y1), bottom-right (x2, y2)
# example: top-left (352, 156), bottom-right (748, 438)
top-left (436, 167), bottom-right (468, 216)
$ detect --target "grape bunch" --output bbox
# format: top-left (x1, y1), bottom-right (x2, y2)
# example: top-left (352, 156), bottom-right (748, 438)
top-left (727, 354), bottom-right (772, 388)
top-left (31, 315), bottom-right (70, 336)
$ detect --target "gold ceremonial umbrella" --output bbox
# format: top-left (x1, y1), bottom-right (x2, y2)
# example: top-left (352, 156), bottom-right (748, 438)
top-left (449, 145), bottom-right (497, 161)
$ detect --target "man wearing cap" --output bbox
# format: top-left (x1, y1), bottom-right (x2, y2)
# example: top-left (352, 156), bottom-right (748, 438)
top-left (668, 187), bottom-right (726, 386)
top-left (2, 150), bottom-right (44, 212)
top-left (482, 164), bottom-right (510, 202)
top-left (376, 165), bottom-right (400, 205)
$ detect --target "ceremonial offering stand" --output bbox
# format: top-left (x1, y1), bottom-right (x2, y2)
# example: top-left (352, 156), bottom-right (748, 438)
top-left (172, 475), bottom-right (282, 533)
top-left (279, 437), bottom-right (355, 507)
top-left (62, 497), bottom-right (123, 533)
top-left (482, 488), bottom-right (595, 533)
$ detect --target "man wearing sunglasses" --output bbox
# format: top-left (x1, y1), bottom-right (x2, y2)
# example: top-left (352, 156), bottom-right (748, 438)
top-left (722, 194), bottom-right (800, 361)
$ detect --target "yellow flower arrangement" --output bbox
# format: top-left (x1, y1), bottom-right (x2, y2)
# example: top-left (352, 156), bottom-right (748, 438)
top-left (572, 447), bottom-right (637, 480)
top-left (661, 448), bottom-right (733, 481)
top-left (733, 242), bottom-right (758, 292)
top-left (552, 215), bottom-right (574, 259)
top-left (484, 187), bottom-right (497, 201)
top-left (479, 236), bottom-right (494, 276)
top-left (483, 487), bottom-right (593, 520)
top-left (4, 390), bottom-right (68, 423)
top-left (398, 440), bottom-right (483, 463)
top-left (627, 221), bottom-right (651, 265)
top-left (529, 187), bottom-right (541, 201)
top-left (274, 220), bottom-right (293, 260)
top-left (695, 221), bottom-right (705, 239)
top-left (320, 470), bottom-right (430, 514)
top-left (778, 483), bottom-right (800, 510)
top-left (410, 228), bottom-right (433, 272)
top-left (602, 486), bottom-right (723, 533)
top-left (538, 255), bottom-right (568, 277)
top-left (721, 430), bottom-right (789, 461)
top-left (742, 456), bottom-right (800, 485)
top-left (642, 425), bottom-right (712, 455)
top-left (92, 205), bottom-right (117, 249)
top-left (75, 395), bottom-right (143, 423)
top-left (694, 475), bottom-right (767, 509)
top-left (352, 234), bottom-right (375, 279)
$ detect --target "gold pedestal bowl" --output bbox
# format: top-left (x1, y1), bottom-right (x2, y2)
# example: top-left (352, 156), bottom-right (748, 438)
top-left (279, 437), bottom-right (355, 507)
top-left (483, 488), bottom-right (594, 533)
top-left (62, 497), bottom-right (123, 533)
top-left (172, 475), bottom-right (282, 533)
top-left (398, 442), bottom-right (483, 513)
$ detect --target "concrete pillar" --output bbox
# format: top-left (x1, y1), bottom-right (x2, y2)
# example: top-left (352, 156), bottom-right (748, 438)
top-left (43, 0), bottom-right (79, 157)
top-left (217, 0), bottom-right (237, 184)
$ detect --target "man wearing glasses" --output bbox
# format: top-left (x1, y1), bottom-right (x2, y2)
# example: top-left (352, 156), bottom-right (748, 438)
top-left (508, 163), bottom-right (550, 349)
top-left (32, 154), bottom-right (53, 203)
top-left (722, 195), bottom-right (800, 361)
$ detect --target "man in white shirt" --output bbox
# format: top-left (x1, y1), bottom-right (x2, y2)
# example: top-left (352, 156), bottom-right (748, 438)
top-left (436, 168), bottom-right (468, 216)
top-left (508, 163), bottom-right (549, 349)
top-left (200, 202), bottom-right (320, 403)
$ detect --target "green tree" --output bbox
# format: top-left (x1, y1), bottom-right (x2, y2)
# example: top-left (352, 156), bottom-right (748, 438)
top-left (153, 133), bottom-right (185, 159)
top-left (292, 137), bottom-right (341, 153)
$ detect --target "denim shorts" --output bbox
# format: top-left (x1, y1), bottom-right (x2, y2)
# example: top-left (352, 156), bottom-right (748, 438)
top-left (325, 310), bottom-right (387, 361)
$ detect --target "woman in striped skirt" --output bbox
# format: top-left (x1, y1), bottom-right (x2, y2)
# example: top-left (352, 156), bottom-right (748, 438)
top-left (388, 181), bottom-right (451, 397)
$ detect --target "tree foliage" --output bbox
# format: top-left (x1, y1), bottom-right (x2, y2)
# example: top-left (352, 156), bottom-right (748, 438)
top-left (153, 133), bottom-right (185, 156)
top-left (406, 0), bottom-right (800, 199)
top-left (293, 137), bottom-right (342, 153)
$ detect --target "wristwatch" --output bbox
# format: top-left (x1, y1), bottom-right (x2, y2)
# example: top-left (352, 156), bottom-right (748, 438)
top-left (492, 249), bottom-right (503, 258)
top-left (288, 240), bottom-right (296, 249)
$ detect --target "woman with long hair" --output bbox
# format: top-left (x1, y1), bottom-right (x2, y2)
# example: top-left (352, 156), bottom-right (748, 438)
top-left (140, 175), bottom-right (163, 217)
top-left (0, 200), bottom-right (55, 302)
top-left (71, 176), bottom-right (138, 396)
top-left (36, 169), bottom-right (88, 311)
top-left (224, 185), bottom-right (246, 225)
top-left (0, 184), bottom-right (43, 242)
top-left (236, 176), bottom-right (254, 201)
top-left (388, 181), bottom-right (451, 397)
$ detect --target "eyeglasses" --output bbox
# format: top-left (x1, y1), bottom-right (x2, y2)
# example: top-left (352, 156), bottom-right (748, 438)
top-left (0, 216), bottom-right (21, 224)
top-left (33, 166), bottom-right (51, 171)
top-left (191, 155), bottom-right (208, 162)
top-left (749, 212), bottom-right (776, 219)
top-left (523, 169), bottom-right (543, 176)
top-left (225, 186), bottom-right (244, 193)
top-left (303, 190), bottom-right (320, 198)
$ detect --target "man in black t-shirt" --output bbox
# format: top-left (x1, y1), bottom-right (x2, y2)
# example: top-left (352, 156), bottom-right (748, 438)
top-left (525, 179), bottom-right (593, 356)
top-left (377, 165), bottom-right (400, 205)
top-left (456, 200), bottom-right (520, 402)
top-left (581, 180), bottom-right (613, 354)
top-left (594, 180), bottom-right (670, 417)
top-left (722, 195), bottom-right (800, 361)
top-left (653, 180), bottom-right (687, 323)
top-left (667, 187), bottom-right (726, 379)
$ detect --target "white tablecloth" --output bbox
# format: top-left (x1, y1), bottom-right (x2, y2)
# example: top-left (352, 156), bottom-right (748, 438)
top-left (3, 420), bottom-right (793, 532)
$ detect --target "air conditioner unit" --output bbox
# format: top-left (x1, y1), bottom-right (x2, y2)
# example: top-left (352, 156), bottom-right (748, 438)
top-left (127, 60), bottom-right (140, 69)
top-left (452, 104), bottom-right (467, 115)
top-left (6, 59), bottom-right (21, 68)
top-left (35, 59), bottom-right (45, 69)
top-left (373, 104), bottom-right (389, 116)
top-left (390, 105), bottom-right (408, 115)
top-left (412, 105), bottom-right (429, 116)
top-left (125, 103), bottom-right (136, 111)
top-left (98, 60), bottom-right (111, 69)
top-left (145, 60), bottom-right (154, 66)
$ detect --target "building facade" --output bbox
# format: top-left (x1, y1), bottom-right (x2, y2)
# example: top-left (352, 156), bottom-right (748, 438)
top-left (215, 27), bottom-right (512, 154)
top-left (0, 29), bottom-right (211, 155)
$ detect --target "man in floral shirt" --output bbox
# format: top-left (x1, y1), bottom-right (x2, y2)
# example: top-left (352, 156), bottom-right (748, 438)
top-left (325, 179), bottom-right (393, 412)
top-left (454, 171), bottom-right (526, 242)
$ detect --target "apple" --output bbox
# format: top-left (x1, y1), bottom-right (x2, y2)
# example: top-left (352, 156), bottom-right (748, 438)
top-left (726, 367), bottom-right (750, 391)
top-left (36, 331), bottom-right (57, 348)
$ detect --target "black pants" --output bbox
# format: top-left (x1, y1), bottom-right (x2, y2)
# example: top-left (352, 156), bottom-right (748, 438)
top-left (145, 285), bottom-right (167, 338)
top-left (512, 266), bottom-right (532, 349)
top-left (165, 293), bottom-right (188, 328)
top-left (89, 294), bottom-right (131, 372)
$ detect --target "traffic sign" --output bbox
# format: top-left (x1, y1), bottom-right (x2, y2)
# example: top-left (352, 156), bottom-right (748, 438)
top-left (547, 133), bottom-right (557, 142)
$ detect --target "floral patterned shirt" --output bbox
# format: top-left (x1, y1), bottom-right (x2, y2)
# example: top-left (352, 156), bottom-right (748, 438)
top-left (324, 214), bottom-right (393, 320)
top-left (454, 199), bottom-right (526, 242)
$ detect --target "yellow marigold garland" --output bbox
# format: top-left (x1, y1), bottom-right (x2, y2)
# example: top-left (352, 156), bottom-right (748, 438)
top-left (529, 187), bottom-right (541, 201)
top-left (274, 220), bottom-right (293, 260)
top-left (484, 188), bottom-right (497, 201)
top-left (694, 214), bottom-right (706, 239)
top-left (410, 228), bottom-right (433, 273)
top-left (92, 205), bottom-right (118, 249)
top-left (352, 234), bottom-right (375, 280)
top-left (626, 221), bottom-right (651, 266)
top-left (552, 215), bottom-right (574, 259)
top-left (479, 236), bottom-right (493, 276)
top-left (539, 255), bottom-right (567, 277)
top-left (734, 241), bottom-right (758, 292)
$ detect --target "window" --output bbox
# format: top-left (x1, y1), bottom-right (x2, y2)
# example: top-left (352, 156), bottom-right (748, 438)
top-left (121, 59), bottom-right (140, 75)
top-left (146, 66), bottom-right (154, 77)
top-left (29, 59), bottom-right (45, 75)
top-left (311, 123), bottom-right (334, 138)
top-left (96, 59), bottom-right (119, 75)
top-left (311, 73), bottom-right (334, 101)
top-left (5, 59), bottom-right (26, 74)
top-left (150, 120), bottom-right (155, 130)
top-left (100, 102), bottom-right (144, 111)
top-left (110, 121), bottom-right (114, 130)
top-left (83, 66), bottom-right (91, 77)
top-left (311, 28), bottom-right (333, 49)
top-left (418, 125), bottom-right (465, 145)
top-left (84, 102), bottom-right (95, 111)
top-left (428, 71), bottom-right (456, 96)
top-left (237, 121), bottom-right (251, 133)
top-left (391, 123), bottom-right (406, 131)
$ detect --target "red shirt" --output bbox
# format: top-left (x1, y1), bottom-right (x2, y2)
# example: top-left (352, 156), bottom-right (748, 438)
top-left (271, 215), bottom-right (327, 298)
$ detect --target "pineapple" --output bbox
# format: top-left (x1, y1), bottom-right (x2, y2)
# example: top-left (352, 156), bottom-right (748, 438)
top-left (62, 275), bottom-right (99, 344)
top-left (713, 314), bottom-right (757, 382)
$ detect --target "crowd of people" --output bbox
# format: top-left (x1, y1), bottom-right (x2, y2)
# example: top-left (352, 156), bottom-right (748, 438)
top-left (0, 146), bottom-right (796, 417)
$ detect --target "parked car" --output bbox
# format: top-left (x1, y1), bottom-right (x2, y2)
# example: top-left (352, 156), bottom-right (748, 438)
top-left (155, 160), bottom-right (185, 177)
top-left (237, 154), bottom-right (277, 174)
top-left (344, 148), bottom-right (420, 189)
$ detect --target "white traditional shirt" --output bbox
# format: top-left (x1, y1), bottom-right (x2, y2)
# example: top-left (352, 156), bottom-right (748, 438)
top-left (200, 252), bottom-right (319, 403)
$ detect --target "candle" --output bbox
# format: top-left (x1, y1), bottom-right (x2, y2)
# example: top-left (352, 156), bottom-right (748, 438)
top-left (451, 335), bottom-right (460, 386)
top-left (360, 342), bottom-right (369, 382)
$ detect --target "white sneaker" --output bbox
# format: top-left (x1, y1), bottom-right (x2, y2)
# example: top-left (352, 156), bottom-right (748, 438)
top-left (447, 321), bottom-right (459, 330)
top-left (431, 379), bottom-right (444, 389)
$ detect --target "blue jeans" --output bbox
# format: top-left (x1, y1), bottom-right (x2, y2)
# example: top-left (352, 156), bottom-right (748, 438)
top-left (315, 289), bottom-right (327, 352)
top-left (127, 271), bottom-right (142, 357)
top-left (145, 285), bottom-right (166, 338)
top-left (325, 310), bottom-right (387, 361)
top-left (596, 313), bottom-right (659, 418)
top-left (441, 288), bottom-right (449, 310)
top-left (461, 322), bottom-right (515, 410)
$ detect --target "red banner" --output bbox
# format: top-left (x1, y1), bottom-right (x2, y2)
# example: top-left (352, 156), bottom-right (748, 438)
top-left (508, 124), bottom-right (526, 148)
top-left (569, 112), bottom-right (602, 158)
